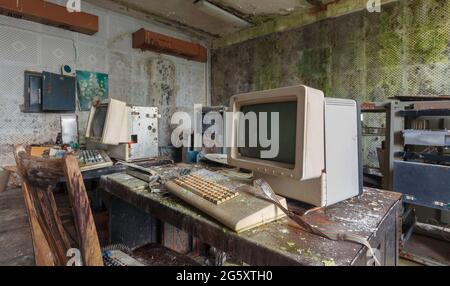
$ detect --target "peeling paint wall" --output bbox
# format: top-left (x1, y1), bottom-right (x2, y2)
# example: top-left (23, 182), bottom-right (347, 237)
top-left (212, 0), bottom-right (450, 106)
top-left (0, 0), bottom-right (207, 166)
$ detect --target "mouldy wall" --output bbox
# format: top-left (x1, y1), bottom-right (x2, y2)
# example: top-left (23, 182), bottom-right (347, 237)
top-left (211, 0), bottom-right (450, 106)
top-left (0, 0), bottom-right (207, 166)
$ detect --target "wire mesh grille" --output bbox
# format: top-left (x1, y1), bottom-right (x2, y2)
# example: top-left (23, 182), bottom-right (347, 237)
top-left (0, 26), bottom-right (40, 65)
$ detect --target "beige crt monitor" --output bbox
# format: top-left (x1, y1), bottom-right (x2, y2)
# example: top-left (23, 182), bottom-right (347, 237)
top-left (228, 85), bottom-right (362, 207)
top-left (85, 99), bottom-right (129, 145)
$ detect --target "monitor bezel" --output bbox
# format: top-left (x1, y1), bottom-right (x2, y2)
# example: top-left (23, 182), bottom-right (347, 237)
top-left (85, 103), bottom-right (109, 142)
top-left (85, 99), bottom-right (129, 145)
top-left (228, 85), bottom-right (325, 181)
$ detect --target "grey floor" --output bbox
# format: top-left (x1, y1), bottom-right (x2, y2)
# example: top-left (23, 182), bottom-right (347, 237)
top-left (0, 188), bottom-right (34, 266)
top-left (401, 232), bottom-right (450, 266)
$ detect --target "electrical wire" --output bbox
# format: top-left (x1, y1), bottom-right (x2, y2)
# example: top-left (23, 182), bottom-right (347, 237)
top-left (425, 218), bottom-right (450, 243)
top-left (253, 179), bottom-right (382, 266)
top-left (441, 224), bottom-right (450, 242)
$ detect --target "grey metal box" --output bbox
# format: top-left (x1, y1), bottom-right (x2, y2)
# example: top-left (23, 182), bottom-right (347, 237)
top-left (22, 71), bottom-right (43, 113)
top-left (42, 72), bottom-right (76, 111)
top-left (107, 106), bottom-right (160, 161)
top-left (394, 161), bottom-right (450, 211)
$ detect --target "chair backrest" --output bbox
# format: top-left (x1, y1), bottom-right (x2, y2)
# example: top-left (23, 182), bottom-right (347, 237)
top-left (62, 154), bottom-right (103, 266)
top-left (14, 145), bottom-right (103, 266)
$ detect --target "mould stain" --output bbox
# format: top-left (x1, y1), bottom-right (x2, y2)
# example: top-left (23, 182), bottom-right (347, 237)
top-left (212, 0), bottom-right (450, 106)
top-left (211, 0), bottom-right (450, 169)
top-left (145, 58), bottom-right (177, 147)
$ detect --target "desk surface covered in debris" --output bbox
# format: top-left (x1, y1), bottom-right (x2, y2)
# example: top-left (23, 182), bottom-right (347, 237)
top-left (99, 165), bottom-right (402, 266)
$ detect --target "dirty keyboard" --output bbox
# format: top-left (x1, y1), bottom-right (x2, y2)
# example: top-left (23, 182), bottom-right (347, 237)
top-left (77, 150), bottom-right (113, 172)
top-left (173, 175), bottom-right (239, 205)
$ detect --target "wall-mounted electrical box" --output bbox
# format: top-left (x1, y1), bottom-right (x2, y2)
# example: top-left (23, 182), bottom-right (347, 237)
top-left (22, 71), bottom-right (43, 113)
top-left (42, 72), bottom-right (76, 112)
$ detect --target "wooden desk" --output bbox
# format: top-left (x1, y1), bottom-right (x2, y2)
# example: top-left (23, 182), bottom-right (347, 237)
top-left (99, 169), bottom-right (402, 266)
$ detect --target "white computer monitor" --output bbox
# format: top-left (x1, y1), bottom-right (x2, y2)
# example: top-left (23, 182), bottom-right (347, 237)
top-left (85, 99), bottom-right (129, 145)
top-left (228, 85), bottom-right (362, 207)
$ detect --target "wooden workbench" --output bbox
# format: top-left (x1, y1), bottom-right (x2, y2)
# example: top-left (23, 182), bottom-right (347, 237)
top-left (99, 167), bottom-right (402, 266)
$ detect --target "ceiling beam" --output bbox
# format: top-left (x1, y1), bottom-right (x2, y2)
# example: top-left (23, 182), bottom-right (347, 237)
top-left (0, 0), bottom-right (98, 35)
top-left (133, 28), bottom-right (207, 62)
top-left (85, 0), bottom-right (217, 42)
top-left (212, 0), bottom-right (399, 50)
top-left (207, 0), bottom-right (256, 24)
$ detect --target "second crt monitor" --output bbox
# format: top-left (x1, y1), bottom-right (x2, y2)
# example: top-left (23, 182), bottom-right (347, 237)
top-left (85, 99), bottom-right (160, 162)
top-left (228, 85), bottom-right (362, 207)
top-left (85, 99), bottom-right (129, 145)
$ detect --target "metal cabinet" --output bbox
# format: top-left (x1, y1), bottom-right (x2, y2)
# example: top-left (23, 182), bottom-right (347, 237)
top-left (22, 71), bottom-right (43, 113)
top-left (42, 71), bottom-right (76, 112)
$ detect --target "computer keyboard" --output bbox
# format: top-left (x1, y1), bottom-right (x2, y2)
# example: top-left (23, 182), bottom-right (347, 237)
top-left (165, 169), bottom-right (287, 233)
top-left (173, 175), bottom-right (239, 205)
top-left (77, 149), bottom-right (113, 172)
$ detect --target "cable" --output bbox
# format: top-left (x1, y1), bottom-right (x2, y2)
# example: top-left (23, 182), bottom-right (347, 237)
top-left (441, 224), bottom-right (450, 242)
top-left (253, 179), bottom-right (381, 266)
top-left (216, 169), bottom-right (253, 181)
top-left (424, 218), bottom-right (450, 243)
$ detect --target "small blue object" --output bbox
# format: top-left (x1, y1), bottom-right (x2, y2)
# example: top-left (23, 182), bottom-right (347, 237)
top-left (54, 150), bottom-right (66, 158)
top-left (187, 150), bottom-right (200, 164)
top-left (102, 251), bottom-right (112, 258)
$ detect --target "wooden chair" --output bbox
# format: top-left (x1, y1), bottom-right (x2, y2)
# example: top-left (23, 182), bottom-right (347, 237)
top-left (14, 145), bottom-right (198, 266)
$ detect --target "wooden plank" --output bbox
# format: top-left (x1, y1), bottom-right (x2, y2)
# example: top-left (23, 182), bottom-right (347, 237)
top-left (63, 155), bottom-right (103, 266)
top-left (34, 187), bottom-right (71, 264)
top-left (132, 28), bottom-right (207, 62)
top-left (14, 145), bottom-right (72, 266)
top-left (13, 145), bottom-right (55, 266)
top-left (0, 0), bottom-right (99, 35)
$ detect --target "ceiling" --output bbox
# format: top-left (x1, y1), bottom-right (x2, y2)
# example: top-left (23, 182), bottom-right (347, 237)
top-left (106, 0), bottom-right (333, 37)
top-left (213, 0), bottom-right (313, 18)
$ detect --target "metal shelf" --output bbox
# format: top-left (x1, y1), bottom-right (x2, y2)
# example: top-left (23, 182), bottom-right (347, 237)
top-left (399, 109), bottom-right (450, 118)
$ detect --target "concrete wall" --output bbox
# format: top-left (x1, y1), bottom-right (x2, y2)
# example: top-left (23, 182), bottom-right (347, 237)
top-left (211, 0), bottom-right (450, 106)
top-left (0, 0), bottom-right (207, 166)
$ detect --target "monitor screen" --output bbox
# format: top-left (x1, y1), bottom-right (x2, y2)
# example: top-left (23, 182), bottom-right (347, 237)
top-left (90, 105), bottom-right (108, 138)
top-left (238, 101), bottom-right (297, 165)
